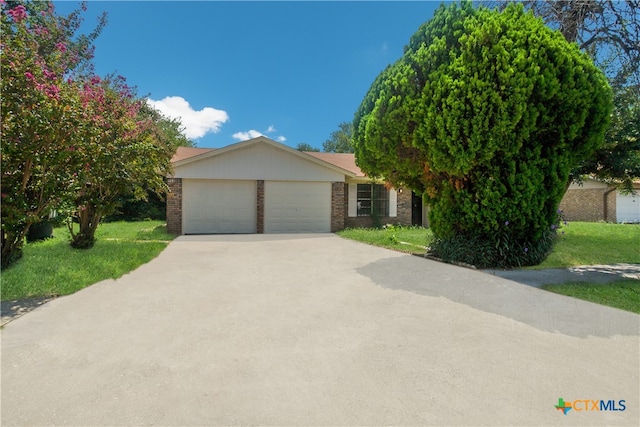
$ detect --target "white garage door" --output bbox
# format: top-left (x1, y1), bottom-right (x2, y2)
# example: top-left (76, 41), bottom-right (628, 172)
top-left (264, 181), bottom-right (331, 233)
top-left (617, 191), bottom-right (640, 223)
top-left (183, 179), bottom-right (256, 234)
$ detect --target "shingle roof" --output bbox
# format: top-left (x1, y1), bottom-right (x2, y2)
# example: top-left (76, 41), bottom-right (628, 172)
top-left (170, 147), bottom-right (215, 163)
top-left (303, 152), bottom-right (365, 177)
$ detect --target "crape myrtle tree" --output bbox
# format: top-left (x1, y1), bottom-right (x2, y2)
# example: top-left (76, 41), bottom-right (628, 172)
top-left (1, 0), bottom-right (177, 265)
top-left (66, 75), bottom-right (175, 248)
top-left (105, 104), bottom-right (193, 222)
top-left (0, 1), bottom-right (105, 267)
top-left (352, 2), bottom-right (612, 268)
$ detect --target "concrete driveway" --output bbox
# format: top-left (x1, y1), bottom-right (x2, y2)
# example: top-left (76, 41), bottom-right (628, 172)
top-left (2, 234), bottom-right (638, 426)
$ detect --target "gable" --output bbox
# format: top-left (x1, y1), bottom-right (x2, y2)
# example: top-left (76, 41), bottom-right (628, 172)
top-left (172, 137), bottom-right (348, 182)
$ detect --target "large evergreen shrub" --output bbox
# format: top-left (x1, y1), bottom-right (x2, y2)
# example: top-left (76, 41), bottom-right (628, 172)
top-left (353, 2), bottom-right (612, 267)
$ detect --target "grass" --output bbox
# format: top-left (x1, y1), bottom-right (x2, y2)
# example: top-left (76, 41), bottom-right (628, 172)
top-left (337, 225), bottom-right (433, 255)
top-left (339, 222), bottom-right (640, 268)
top-left (1, 220), bottom-right (174, 301)
top-left (534, 222), bottom-right (640, 269)
top-left (542, 280), bottom-right (640, 314)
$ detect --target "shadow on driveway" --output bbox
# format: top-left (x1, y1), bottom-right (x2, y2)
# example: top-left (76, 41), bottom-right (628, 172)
top-left (357, 256), bottom-right (640, 339)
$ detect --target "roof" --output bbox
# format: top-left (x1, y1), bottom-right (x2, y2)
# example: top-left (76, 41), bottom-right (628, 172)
top-left (171, 147), bottom-right (215, 163)
top-left (170, 137), bottom-right (358, 178)
top-left (303, 152), bottom-right (365, 177)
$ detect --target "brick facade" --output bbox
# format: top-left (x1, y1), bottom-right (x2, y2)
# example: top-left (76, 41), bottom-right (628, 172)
top-left (331, 182), bottom-right (345, 232)
top-left (166, 178), bottom-right (182, 235)
top-left (397, 189), bottom-right (413, 224)
top-left (166, 178), bottom-right (417, 235)
top-left (344, 183), bottom-right (413, 228)
top-left (559, 188), bottom-right (617, 222)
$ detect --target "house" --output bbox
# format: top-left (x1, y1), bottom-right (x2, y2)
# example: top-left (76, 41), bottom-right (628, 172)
top-left (166, 136), bottom-right (422, 235)
top-left (559, 177), bottom-right (640, 223)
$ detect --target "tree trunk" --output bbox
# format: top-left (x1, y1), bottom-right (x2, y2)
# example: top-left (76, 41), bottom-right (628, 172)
top-left (69, 203), bottom-right (102, 249)
top-left (1, 226), bottom-right (29, 268)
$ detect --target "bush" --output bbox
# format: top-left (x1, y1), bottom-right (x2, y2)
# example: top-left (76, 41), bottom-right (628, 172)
top-left (104, 192), bottom-right (166, 222)
top-left (429, 212), bottom-right (566, 268)
top-left (352, 2), bottom-right (612, 268)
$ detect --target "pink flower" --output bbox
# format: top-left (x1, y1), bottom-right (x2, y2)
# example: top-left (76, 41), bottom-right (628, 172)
top-left (44, 84), bottom-right (60, 100)
top-left (7, 5), bottom-right (27, 22)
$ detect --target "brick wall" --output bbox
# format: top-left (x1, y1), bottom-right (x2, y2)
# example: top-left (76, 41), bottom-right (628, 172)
top-left (558, 188), bottom-right (617, 222)
top-left (397, 189), bottom-right (412, 224)
top-left (344, 184), bottom-right (413, 228)
top-left (166, 178), bottom-right (182, 234)
top-left (331, 182), bottom-right (345, 231)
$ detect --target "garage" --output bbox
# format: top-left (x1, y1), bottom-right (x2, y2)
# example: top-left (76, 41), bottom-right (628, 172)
top-left (264, 181), bottom-right (331, 233)
top-left (182, 179), bottom-right (257, 234)
top-left (617, 191), bottom-right (640, 223)
top-left (168, 137), bottom-right (357, 235)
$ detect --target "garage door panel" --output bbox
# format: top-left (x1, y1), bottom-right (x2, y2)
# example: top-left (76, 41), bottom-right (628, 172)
top-left (183, 180), bottom-right (256, 234)
top-left (265, 182), bottom-right (331, 233)
top-left (617, 192), bottom-right (640, 223)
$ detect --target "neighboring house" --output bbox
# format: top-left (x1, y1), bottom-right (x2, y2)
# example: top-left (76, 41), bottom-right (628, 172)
top-left (167, 136), bottom-right (422, 235)
top-left (559, 177), bottom-right (640, 223)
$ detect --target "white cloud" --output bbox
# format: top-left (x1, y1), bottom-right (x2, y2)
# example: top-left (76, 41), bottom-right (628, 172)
top-left (232, 130), bottom-right (264, 141)
top-left (147, 96), bottom-right (229, 140)
top-left (233, 126), bottom-right (286, 143)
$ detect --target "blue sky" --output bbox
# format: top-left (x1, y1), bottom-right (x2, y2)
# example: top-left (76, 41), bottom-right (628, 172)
top-left (54, 1), bottom-right (443, 149)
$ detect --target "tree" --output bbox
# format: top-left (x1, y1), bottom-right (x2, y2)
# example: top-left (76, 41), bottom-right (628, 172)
top-left (322, 122), bottom-right (354, 153)
top-left (1, 1), bottom-right (104, 267)
top-left (65, 76), bottom-right (175, 248)
top-left (511, 0), bottom-right (639, 87)
top-left (489, 0), bottom-right (640, 190)
top-left (105, 104), bottom-right (194, 221)
top-left (571, 82), bottom-right (640, 192)
top-left (296, 143), bottom-right (320, 152)
top-left (142, 103), bottom-right (193, 149)
top-left (353, 2), bottom-right (612, 268)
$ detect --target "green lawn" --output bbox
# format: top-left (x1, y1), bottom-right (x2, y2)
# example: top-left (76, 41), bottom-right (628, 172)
top-left (533, 222), bottom-right (640, 269)
top-left (338, 222), bottom-right (640, 268)
top-left (542, 280), bottom-right (640, 314)
top-left (1, 221), bottom-right (174, 301)
top-left (337, 226), bottom-right (433, 255)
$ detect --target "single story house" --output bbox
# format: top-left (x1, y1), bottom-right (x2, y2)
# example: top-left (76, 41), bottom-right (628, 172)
top-left (558, 177), bottom-right (640, 223)
top-left (166, 136), bottom-right (425, 235)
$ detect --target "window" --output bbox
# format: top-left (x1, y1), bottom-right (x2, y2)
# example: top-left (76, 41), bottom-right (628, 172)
top-left (357, 184), bottom-right (389, 217)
